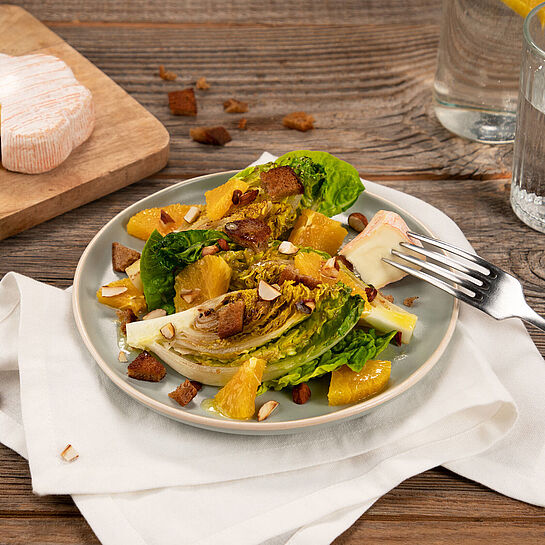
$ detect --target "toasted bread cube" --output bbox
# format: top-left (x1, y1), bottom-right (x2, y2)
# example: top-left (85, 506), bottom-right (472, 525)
top-left (112, 242), bottom-right (141, 272)
top-left (168, 88), bottom-right (197, 116)
top-left (217, 300), bottom-right (245, 339)
top-left (260, 166), bottom-right (303, 200)
top-left (282, 111), bottom-right (315, 132)
top-left (224, 218), bottom-right (271, 250)
top-left (190, 126), bottom-right (232, 146)
top-left (278, 265), bottom-right (321, 290)
top-left (169, 380), bottom-right (199, 407)
top-left (223, 98), bottom-right (248, 113)
top-left (127, 351), bottom-right (166, 382)
top-left (116, 308), bottom-right (137, 335)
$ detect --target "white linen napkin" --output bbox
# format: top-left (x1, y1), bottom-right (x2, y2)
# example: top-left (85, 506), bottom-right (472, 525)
top-left (0, 151), bottom-right (543, 545)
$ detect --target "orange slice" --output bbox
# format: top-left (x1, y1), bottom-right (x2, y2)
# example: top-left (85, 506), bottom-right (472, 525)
top-left (213, 357), bottom-right (266, 419)
top-left (328, 360), bottom-right (391, 406)
top-left (96, 277), bottom-right (147, 314)
top-left (126, 204), bottom-right (193, 241)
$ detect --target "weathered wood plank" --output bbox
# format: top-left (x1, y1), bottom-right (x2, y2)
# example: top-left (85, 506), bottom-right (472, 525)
top-left (14, 23), bottom-right (512, 180)
top-left (15, 0), bottom-right (442, 25)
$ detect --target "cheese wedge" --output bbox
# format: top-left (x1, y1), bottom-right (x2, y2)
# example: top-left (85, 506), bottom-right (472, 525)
top-left (0, 53), bottom-right (94, 174)
top-left (340, 210), bottom-right (422, 288)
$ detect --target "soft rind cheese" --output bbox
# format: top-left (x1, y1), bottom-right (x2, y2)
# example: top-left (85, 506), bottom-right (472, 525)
top-left (340, 210), bottom-right (422, 288)
top-left (0, 53), bottom-right (95, 174)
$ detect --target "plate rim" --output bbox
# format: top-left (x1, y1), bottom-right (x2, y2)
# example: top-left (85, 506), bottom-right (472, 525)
top-left (72, 170), bottom-right (459, 433)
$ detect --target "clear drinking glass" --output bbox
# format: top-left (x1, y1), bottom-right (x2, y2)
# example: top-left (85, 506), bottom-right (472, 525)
top-left (433, 0), bottom-right (523, 143)
top-left (510, 3), bottom-right (545, 233)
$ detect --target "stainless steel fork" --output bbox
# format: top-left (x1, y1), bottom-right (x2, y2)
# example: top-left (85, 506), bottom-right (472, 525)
top-left (383, 231), bottom-right (545, 332)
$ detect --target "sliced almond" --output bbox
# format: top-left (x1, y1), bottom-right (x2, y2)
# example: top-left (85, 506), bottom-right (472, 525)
top-left (60, 444), bottom-right (79, 462)
top-left (160, 322), bottom-right (176, 340)
top-left (258, 280), bottom-right (281, 301)
top-left (321, 257), bottom-right (339, 278)
top-left (278, 241), bottom-right (299, 255)
top-left (125, 259), bottom-right (142, 291)
top-left (143, 308), bottom-right (167, 320)
top-left (348, 212), bottom-right (368, 232)
top-left (101, 286), bottom-right (128, 297)
top-left (180, 288), bottom-right (201, 304)
top-left (184, 206), bottom-right (201, 224)
top-left (257, 400), bottom-right (279, 422)
top-left (118, 351), bottom-right (128, 363)
top-left (202, 245), bottom-right (219, 256)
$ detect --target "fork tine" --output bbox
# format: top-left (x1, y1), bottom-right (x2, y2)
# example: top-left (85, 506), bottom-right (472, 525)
top-left (407, 231), bottom-right (497, 275)
top-left (398, 242), bottom-right (490, 285)
top-left (390, 250), bottom-right (482, 292)
top-left (382, 258), bottom-right (478, 307)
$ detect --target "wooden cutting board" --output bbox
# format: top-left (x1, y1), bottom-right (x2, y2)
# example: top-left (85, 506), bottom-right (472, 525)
top-left (0, 5), bottom-right (170, 240)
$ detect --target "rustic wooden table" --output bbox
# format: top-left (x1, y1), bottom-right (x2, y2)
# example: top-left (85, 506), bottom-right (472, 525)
top-left (1, 1), bottom-right (544, 543)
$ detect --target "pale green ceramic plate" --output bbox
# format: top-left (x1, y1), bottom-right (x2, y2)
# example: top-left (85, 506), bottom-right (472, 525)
top-left (73, 171), bottom-right (458, 434)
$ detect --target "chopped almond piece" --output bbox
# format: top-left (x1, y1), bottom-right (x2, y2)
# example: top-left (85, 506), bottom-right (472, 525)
top-left (238, 118), bottom-right (247, 130)
top-left (160, 209), bottom-right (175, 224)
top-left (190, 126), bottom-right (232, 146)
top-left (116, 308), bottom-right (137, 335)
top-left (169, 379), bottom-right (199, 407)
top-left (127, 351), bottom-right (166, 382)
top-left (196, 76), bottom-right (210, 90)
top-left (257, 400), bottom-right (279, 421)
top-left (168, 88), bottom-right (197, 116)
top-left (217, 300), bottom-right (245, 339)
top-left (282, 111), bottom-right (315, 132)
top-left (403, 296), bottom-right (419, 308)
top-left (143, 308), bottom-right (167, 320)
top-left (112, 242), bottom-right (141, 272)
top-left (60, 444), bottom-right (79, 462)
top-left (260, 166), bottom-right (303, 200)
top-left (223, 98), bottom-right (248, 113)
top-left (101, 285), bottom-right (128, 297)
top-left (118, 351), bottom-right (128, 363)
top-left (158, 65), bottom-right (177, 81)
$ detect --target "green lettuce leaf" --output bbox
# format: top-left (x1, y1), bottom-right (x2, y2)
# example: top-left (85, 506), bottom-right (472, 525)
top-left (258, 328), bottom-right (395, 393)
top-left (276, 150), bottom-right (364, 216)
top-left (140, 229), bottom-right (229, 313)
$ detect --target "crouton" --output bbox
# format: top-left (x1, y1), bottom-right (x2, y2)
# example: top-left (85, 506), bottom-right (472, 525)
top-left (260, 166), bottom-right (303, 200)
top-left (217, 300), bottom-right (245, 339)
top-left (127, 351), bottom-right (166, 382)
top-left (238, 118), bottom-right (247, 130)
top-left (158, 65), bottom-right (177, 81)
top-left (168, 88), bottom-right (197, 116)
top-left (223, 98), bottom-right (248, 113)
top-left (112, 242), bottom-right (141, 272)
top-left (223, 218), bottom-right (271, 250)
top-left (190, 126), bottom-right (232, 146)
top-left (196, 76), bottom-right (210, 90)
top-left (282, 111), bottom-right (315, 132)
top-left (278, 265), bottom-right (321, 290)
top-left (116, 308), bottom-right (137, 335)
top-left (169, 380), bottom-right (199, 407)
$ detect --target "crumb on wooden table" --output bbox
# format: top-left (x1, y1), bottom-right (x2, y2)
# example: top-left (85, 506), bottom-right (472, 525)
top-left (223, 98), bottom-right (248, 113)
top-left (168, 88), bottom-right (197, 116)
top-left (238, 118), bottom-right (247, 130)
top-left (282, 111), bottom-right (315, 132)
top-left (190, 126), bottom-right (232, 146)
top-left (158, 64), bottom-right (177, 81)
top-left (196, 76), bottom-right (210, 90)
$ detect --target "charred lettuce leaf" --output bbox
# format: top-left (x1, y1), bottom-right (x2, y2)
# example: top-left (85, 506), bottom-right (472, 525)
top-left (258, 328), bottom-right (396, 393)
top-left (140, 229), bottom-right (230, 313)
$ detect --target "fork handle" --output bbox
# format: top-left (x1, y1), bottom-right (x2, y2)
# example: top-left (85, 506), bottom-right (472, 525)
top-left (520, 304), bottom-right (545, 333)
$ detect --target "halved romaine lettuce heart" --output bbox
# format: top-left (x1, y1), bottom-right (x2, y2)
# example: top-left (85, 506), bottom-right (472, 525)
top-left (126, 283), bottom-right (365, 386)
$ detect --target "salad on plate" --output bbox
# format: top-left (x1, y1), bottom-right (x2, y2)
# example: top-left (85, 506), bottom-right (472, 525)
top-left (96, 151), bottom-right (420, 421)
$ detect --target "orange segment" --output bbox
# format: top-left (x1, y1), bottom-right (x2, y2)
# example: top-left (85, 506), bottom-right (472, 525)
top-left (501, 0), bottom-right (545, 24)
top-left (96, 278), bottom-right (147, 314)
top-left (213, 357), bottom-right (266, 419)
top-left (294, 252), bottom-right (369, 302)
top-left (328, 360), bottom-right (391, 406)
top-left (126, 204), bottom-right (193, 240)
top-left (205, 179), bottom-right (249, 221)
top-left (173, 255), bottom-right (232, 312)
top-left (288, 209), bottom-right (347, 255)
